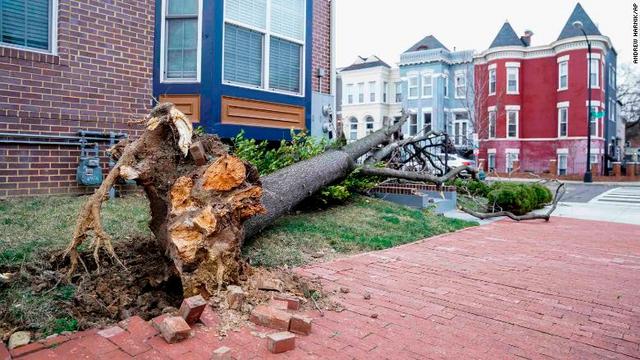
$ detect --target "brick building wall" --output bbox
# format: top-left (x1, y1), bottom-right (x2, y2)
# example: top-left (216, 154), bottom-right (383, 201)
top-left (312, 0), bottom-right (331, 94)
top-left (0, 0), bottom-right (155, 198)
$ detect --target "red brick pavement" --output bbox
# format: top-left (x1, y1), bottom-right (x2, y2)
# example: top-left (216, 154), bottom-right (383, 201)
top-left (5, 217), bottom-right (640, 359)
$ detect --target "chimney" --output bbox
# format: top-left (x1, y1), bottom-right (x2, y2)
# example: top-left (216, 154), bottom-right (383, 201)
top-left (521, 30), bottom-right (534, 47)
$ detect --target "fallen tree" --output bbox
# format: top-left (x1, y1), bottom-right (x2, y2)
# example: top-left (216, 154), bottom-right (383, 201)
top-left (68, 103), bottom-right (553, 297)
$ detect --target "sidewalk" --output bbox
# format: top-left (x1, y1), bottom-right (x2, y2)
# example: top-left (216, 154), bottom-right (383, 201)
top-left (486, 176), bottom-right (640, 187)
top-left (4, 217), bottom-right (640, 359)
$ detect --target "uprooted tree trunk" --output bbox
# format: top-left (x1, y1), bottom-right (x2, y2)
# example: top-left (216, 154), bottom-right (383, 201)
top-left (64, 104), bottom-right (479, 297)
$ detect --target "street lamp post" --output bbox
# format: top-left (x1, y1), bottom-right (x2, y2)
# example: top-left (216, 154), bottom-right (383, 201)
top-left (573, 21), bottom-right (593, 183)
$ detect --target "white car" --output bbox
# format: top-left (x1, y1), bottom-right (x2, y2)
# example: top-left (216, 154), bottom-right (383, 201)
top-left (430, 154), bottom-right (475, 173)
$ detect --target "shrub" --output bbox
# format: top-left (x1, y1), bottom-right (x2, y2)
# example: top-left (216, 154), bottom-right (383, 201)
top-left (486, 182), bottom-right (552, 215)
top-left (232, 130), bottom-right (327, 175)
top-left (450, 179), bottom-right (491, 197)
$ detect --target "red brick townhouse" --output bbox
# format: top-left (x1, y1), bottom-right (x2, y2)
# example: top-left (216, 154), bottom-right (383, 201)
top-left (0, 0), bottom-right (334, 198)
top-left (475, 3), bottom-right (618, 176)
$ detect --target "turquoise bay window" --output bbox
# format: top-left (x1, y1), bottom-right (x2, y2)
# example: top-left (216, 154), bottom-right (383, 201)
top-left (224, 0), bottom-right (305, 95)
top-left (163, 0), bottom-right (200, 81)
top-left (0, 0), bottom-right (53, 52)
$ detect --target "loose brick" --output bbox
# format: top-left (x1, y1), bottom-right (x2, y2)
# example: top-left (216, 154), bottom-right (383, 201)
top-left (158, 316), bottom-right (192, 344)
top-left (270, 299), bottom-right (290, 311)
top-left (226, 285), bottom-right (245, 310)
top-left (273, 294), bottom-right (300, 310)
top-left (179, 295), bottom-right (207, 325)
top-left (212, 346), bottom-right (232, 359)
top-left (267, 331), bottom-right (296, 354)
top-left (189, 142), bottom-right (207, 166)
top-left (289, 314), bottom-right (313, 335)
top-left (250, 305), bottom-right (292, 331)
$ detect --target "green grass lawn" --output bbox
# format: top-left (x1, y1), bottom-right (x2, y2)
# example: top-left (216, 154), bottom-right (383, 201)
top-left (1, 194), bottom-right (476, 269)
top-left (0, 195), bottom-right (151, 267)
top-left (243, 195), bottom-right (477, 268)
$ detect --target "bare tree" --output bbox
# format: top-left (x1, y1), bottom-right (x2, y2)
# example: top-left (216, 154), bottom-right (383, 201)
top-left (618, 64), bottom-right (640, 127)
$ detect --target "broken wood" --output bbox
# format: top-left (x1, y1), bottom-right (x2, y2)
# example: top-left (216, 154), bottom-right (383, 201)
top-left (65, 103), bottom-right (264, 298)
top-left (65, 105), bottom-right (484, 298)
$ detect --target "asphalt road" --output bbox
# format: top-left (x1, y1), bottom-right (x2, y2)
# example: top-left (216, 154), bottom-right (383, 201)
top-left (560, 183), bottom-right (616, 203)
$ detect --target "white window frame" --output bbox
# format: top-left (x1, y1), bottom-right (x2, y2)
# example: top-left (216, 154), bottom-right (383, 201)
top-left (407, 75), bottom-right (419, 99)
top-left (453, 112), bottom-right (469, 146)
top-left (0, 0), bottom-right (59, 55)
top-left (609, 98), bottom-right (615, 122)
top-left (506, 107), bottom-right (519, 139)
top-left (587, 54), bottom-right (600, 89)
top-left (487, 153), bottom-right (496, 172)
top-left (221, 0), bottom-right (306, 96)
top-left (358, 82), bottom-right (365, 103)
top-left (408, 111), bottom-right (418, 135)
top-left (488, 110), bottom-right (496, 139)
top-left (506, 63), bottom-right (519, 95)
top-left (443, 75), bottom-right (449, 98)
top-left (558, 60), bottom-right (568, 91)
top-left (557, 101), bottom-right (569, 138)
top-left (454, 71), bottom-right (466, 99)
top-left (348, 117), bottom-right (358, 141)
top-left (365, 116), bottom-right (375, 135)
top-left (394, 81), bottom-right (402, 103)
top-left (421, 72), bottom-right (433, 98)
top-left (368, 81), bottom-right (376, 103)
top-left (590, 105), bottom-right (599, 137)
top-left (488, 68), bottom-right (496, 95)
top-left (383, 81), bottom-right (388, 103)
top-left (160, 0), bottom-right (203, 83)
top-left (423, 111), bottom-right (432, 133)
top-left (346, 84), bottom-right (353, 104)
top-left (557, 153), bottom-right (568, 175)
top-left (505, 151), bottom-right (519, 172)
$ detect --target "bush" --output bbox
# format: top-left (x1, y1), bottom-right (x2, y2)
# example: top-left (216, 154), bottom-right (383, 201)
top-left (450, 179), bottom-right (491, 197)
top-left (486, 182), bottom-right (553, 215)
top-left (232, 130), bottom-right (327, 175)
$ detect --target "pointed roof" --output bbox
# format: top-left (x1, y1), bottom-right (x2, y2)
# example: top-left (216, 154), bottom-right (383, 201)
top-left (340, 55), bottom-right (390, 72)
top-left (489, 22), bottom-right (525, 48)
top-left (404, 35), bottom-right (449, 53)
top-left (557, 3), bottom-right (601, 40)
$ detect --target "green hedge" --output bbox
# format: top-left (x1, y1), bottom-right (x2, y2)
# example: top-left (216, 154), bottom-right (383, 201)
top-left (452, 179), bottom-right (553, 215)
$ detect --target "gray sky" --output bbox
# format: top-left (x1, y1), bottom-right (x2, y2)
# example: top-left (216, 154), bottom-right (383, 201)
top-left (336, 0), bottom-right (632, 68)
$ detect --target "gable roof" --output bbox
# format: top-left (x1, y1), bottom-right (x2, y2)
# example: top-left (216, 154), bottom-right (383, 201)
top-left (340, 55), bottom-right (390, 72)
top-left (404, 35), bottom-right (449, 53)
top-left (557, 3), bottom-right (601, 40)
top-left (489, 22), bottom-right (525, 48)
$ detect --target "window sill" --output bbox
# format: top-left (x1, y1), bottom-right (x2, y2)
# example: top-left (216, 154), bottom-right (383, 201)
top-left (506, 92), bottom-right (520, 95)
top-left (0, 46), bottom-right (59, 65)
top-left (557, 87), bottom-right (568, 92)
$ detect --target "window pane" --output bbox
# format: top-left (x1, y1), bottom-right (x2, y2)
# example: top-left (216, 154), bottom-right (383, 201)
top-left (1, 0), bottom-right (50, 50)
top-left (269, 36), bottom-right (301, 93)
top-left (225, 0), bottom-right (267, 29)
top-left (168, 0), bottom-right (198, 15)
top-left (166, 19), bottom-right (198, 79)
top-left (271, 0), bottom-right (304, 41)
top-left (224, 23), bottom-right (263, 86)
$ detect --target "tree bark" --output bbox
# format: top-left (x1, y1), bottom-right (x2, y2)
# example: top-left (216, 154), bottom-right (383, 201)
top-left (243, 114), bottom-right (407, 239)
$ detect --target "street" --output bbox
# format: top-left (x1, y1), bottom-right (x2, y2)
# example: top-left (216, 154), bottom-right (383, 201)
top-left (551, 183), bottom-right (640, 225)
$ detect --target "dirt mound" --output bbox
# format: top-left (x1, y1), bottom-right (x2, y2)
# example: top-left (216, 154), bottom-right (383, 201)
top-left (0, 237), bottom-right (333, 341)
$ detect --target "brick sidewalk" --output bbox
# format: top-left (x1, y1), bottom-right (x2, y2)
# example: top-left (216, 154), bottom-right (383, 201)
top-left (4, 217), bottom-right (640, 359)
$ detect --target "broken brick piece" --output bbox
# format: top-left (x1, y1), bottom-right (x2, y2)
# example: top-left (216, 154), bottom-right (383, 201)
top-left (226, 285), bottom-right (245, 310)
top-left (97, 326), bottom-right (125, 339)
top-left (250, 305), bottom-right (291, 330)
top-left (189, 142), bottom-right (207, 166)
top-left (179, 295), bottom-right (207, 325)
top-left (212, 346), bottom-right (232, 359)
top-left (273, 294), bottom-right (300, 310)
top-left (267, 331), bottom-right (296, 354)
top-left (270, 299), bottom-right (289, 311)
top-left (289, 314), bottom-right (312, 335)
top-left (158, 316), bottom-right (191, 343)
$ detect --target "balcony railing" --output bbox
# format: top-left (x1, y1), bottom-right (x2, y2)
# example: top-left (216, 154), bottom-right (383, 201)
top-left (399, 49), bottom-right (474, 66)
